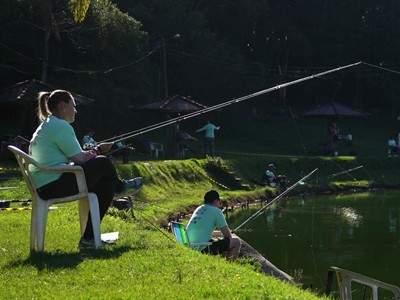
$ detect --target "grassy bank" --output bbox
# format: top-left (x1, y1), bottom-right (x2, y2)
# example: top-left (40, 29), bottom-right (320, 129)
top-left (2, 152), bottom-right (400, 299)
top-left (1, 160), bottom-right (326, 300)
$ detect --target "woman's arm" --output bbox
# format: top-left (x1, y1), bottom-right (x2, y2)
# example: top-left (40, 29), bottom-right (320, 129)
top-left (69, 150), bottom-right (98, 164)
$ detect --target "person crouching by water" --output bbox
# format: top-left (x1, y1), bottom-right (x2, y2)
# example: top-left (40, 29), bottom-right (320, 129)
top-left (186, 190), bottom-right (241, 260)
top-left (29, 90), bottom-right (143, 249)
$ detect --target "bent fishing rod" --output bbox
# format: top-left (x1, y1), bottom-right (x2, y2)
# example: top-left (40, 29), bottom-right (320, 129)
top-left (232, 168), bottom-right (318, 234)
top-left (101, 62), bottom-right (362, 144)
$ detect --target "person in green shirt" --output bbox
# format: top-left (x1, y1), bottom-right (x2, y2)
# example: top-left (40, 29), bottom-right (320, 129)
top-left (187, 190), bottom-right (241, 260)
top-left (196, 121), bottom-right (220, 157)
top-left (29, 89), bottom-right (143, 249)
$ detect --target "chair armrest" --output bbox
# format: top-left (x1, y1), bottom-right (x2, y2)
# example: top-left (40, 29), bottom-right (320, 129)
top-left (35, 164), bottom-right (88, 195)
top-left (37, 164), bottom-right (82, 173)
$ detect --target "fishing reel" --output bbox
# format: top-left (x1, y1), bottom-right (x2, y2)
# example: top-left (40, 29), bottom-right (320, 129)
top-left (82, 142), bottom-right (96, 150)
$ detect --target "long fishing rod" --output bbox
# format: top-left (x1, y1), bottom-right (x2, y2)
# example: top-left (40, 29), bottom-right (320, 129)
top-left (316, 165), bottom-right (363, 183)
top-left (232, 168), bottom-right (318, 233)
top-left (101, 62), bottom-right (362, 143)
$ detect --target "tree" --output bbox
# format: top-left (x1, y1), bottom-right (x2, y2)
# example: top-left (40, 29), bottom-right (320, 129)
top-left (69, 0), bottom-right (91, 23)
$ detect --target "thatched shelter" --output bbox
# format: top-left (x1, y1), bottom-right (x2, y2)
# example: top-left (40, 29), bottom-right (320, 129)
top-left (0, 79), bottom-right (94, 139)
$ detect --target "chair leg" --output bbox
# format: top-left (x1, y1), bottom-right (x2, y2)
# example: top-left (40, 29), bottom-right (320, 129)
top-left (88, 194), bottom-right (101, 249)
top-left (35, 201), bottom-right (51, 252)
top-left (79, 194), bottom-right (101, 249)
top-left (30, 203), bottom-right (37, 251)
top-left (78, 198), bottom-right (89, 235)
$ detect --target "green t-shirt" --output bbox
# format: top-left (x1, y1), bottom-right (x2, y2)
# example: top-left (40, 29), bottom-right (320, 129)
top-left (198, 123), bottom-right (218, 138)
top-left (29, 115), bottom-right (82, 188)
top-left (187, 204), bottom-right (228, 249)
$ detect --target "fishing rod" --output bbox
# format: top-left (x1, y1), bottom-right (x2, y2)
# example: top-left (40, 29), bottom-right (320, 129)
top-left (316, 165), bottom-right (363, 183)
top-left (330, 160), bottom-right (358, 181)
top-left (101, 62), bottom-right (362, 144)
top-left (232, 168), bottom-right (318, 233)
top-left (1, 199), bottom-right (32, 202)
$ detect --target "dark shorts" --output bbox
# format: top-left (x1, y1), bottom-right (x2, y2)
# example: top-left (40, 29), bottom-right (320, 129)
top-left (202, 238), bottom-right (230, 255)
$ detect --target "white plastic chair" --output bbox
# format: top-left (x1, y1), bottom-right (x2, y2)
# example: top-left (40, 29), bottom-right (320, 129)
top-left (7, 145), bottom-right (101, 252)
top-left (149, 142), bottom-right (164, 158)
top-left (330, 266), bottom-right (400, 300)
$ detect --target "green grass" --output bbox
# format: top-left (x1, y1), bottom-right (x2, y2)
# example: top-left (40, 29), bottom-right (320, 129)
top-left (1, 108), bottom-right (398, 299)
top-left (1, 155), bottom-right (398, 299)
top-left (0, 203), bottom-right (326, 299)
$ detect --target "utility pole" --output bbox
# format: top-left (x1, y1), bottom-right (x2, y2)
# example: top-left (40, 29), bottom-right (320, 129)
top-left (161, 34), bottom-right (180, 159)
top-left (41, 29), bottom-right (50, 82)
top-left (162, 34), bottom-right (180, 98)
top-left (162, 39), bottom-right (168, 97)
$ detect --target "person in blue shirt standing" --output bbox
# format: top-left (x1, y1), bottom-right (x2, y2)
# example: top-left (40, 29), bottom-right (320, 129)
top-left (196, 121), bottom-right (220, 157)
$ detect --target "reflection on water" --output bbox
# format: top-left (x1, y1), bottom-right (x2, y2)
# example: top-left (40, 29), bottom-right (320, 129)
top-left (230, 190), bottom-right (400, 293)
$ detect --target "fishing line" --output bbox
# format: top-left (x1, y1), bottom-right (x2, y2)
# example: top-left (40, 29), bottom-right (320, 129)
top-left (130, 201), bottom-right (176, 243)
top-left (309, 195), bottom-right (323, 288)
top-left (289, 105), bottom-right (308, 157)
top-left (100, 62), bottom-right (362, 144)
top-left (138, 211), bottom-right (176, 243)
top-left (361, 61), bottom-right (400, 76)
top-left (232, 168), bottom-right (318, 233)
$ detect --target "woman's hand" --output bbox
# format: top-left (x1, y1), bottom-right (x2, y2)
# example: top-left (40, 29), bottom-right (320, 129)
top-left (97, 142), bottom-right (114, 154)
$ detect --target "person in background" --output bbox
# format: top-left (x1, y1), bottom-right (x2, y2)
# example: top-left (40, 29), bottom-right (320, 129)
top-left (388, 136), bottom-right (398, 156)
top-left (29, 90), bottom-right (143, 249)
top-left (262, 163), bottom-right (277, 187)
top-left (82, 128), bottom-right (97, 150)
top-left (186, 190), bottom-right (241, 260)
top-left (176, 124), bottom-right (197, 159)
top-left (327, 118), bottom-right (339, 155)
top-left (196, 121), bottom-right (220, 157)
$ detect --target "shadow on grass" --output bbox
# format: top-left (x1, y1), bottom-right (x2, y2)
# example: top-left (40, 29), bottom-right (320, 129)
top-left (7, 244), bottom-right (145, 271)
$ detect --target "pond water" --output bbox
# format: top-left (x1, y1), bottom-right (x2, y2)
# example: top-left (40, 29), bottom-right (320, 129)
top-left (229, 190), bottom-right (400, 294)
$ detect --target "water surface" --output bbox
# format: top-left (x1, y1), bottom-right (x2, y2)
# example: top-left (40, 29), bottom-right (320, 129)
top-left (230, 190), bottom-right (400, 293)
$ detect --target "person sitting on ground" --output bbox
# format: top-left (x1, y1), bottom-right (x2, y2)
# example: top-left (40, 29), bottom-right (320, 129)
top-left (82, 128), bottom-right (97, 150)
top-left (29, 90), bottom-right (143, 249)
top-left (261, 163), bottom-right (277, 187)
top-left (388, 136), bottom-right (398, 156)
top-left (186, 190), bottom-right (241, 260)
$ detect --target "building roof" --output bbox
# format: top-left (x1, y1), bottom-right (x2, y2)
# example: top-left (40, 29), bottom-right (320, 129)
top-left (301, 102), bottom-right (371, 118)
top-left (0, 79), bottom-right (94, 105)
top-left (134, 95), bottom-right (207, 114)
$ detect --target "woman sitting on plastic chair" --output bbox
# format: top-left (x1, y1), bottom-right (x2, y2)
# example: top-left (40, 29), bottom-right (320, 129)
top-left (29, 90), bottom-right (143, 249)
top-left (186, 190), bottom-right (241, 260)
